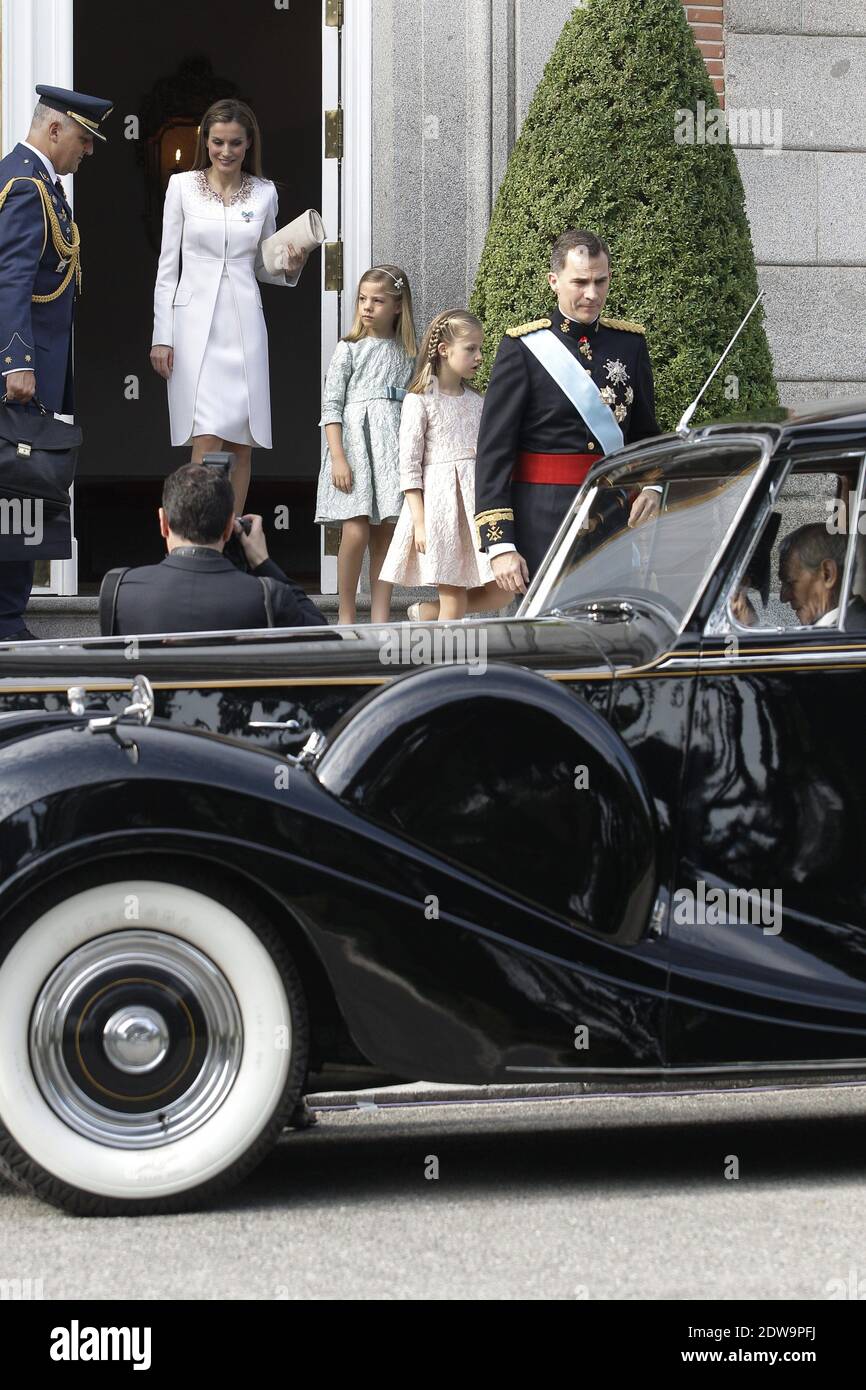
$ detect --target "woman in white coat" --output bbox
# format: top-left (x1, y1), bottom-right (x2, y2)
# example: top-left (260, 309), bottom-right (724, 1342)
top-left (150, 99), bottom-right (303, 511)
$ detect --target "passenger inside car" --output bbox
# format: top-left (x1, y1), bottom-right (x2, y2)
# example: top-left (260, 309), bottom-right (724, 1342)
top-left (726, 466), bottom-right (866, 632)
top-left (779, 523), bottom-right (866, 629)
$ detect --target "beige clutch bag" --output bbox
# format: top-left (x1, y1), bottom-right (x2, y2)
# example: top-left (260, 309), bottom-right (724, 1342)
top-left (261, 209), bottom-right (326, 276)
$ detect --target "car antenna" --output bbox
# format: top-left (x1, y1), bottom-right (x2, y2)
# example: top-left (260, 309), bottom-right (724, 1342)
top-left (676, 289), bottom-right (766, 436)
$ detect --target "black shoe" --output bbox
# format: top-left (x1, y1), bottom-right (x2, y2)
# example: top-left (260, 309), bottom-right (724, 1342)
top-left (3, 626), bottom-right (37, 642)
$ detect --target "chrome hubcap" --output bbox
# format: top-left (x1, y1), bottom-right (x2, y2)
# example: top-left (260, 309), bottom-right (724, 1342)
top-left (30, 931), bottom-right (243, 1149)
top-left (102, 1006), bottom-right (170, 1074)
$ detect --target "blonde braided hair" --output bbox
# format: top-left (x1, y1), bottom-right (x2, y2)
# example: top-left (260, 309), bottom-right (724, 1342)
top-left (426, 316), bottom-right (450, 363)
top-left (409, 309), bottom-right (483, 395)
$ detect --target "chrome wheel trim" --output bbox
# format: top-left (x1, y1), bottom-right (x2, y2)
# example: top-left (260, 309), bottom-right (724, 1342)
top-left (29, 931), bottom-right (243, 1150)
top-left (102, 1005), bottom-right (170, 1074)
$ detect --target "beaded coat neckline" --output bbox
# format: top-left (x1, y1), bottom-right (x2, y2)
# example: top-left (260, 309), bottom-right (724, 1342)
top-left (195, 169), bottom-right (254, 207)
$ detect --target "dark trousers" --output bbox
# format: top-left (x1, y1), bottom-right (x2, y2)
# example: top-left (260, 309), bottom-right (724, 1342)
top-left (0, 399), bottom-right (48, 636)
top-left (513, 481), bottom-right (580, 578)
top-left (0, 400), bottom-right (59, 636)
top-left (0, 560), bottom-right (35, 637)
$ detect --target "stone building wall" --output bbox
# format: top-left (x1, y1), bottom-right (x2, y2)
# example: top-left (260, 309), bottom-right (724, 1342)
top-left (371, 0), bottom-right (581, 333)
top-left (372, 0), bottom-right (864, 407)
top-left (727, 1), bottom-right (866, 406)
top-left (371, 0), bottom-right (728, 333)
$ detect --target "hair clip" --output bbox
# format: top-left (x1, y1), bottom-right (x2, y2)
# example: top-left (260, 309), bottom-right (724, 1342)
top-left (375, 268), bottom-right (404, 292)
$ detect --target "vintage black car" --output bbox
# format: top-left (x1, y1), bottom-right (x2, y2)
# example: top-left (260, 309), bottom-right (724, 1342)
top-left (1, 400), bottom-right (865, 1215)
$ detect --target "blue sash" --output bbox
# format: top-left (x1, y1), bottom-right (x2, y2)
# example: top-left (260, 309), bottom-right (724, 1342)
top-left (521, 330), bottom-right (624, 456)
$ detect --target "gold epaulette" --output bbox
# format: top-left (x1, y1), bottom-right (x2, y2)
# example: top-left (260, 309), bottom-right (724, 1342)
top-left (600, 316), bottom-right (646, 335)
top-left (506, 317), bottom-right (552, 338)
top-left (0, 176), bottom-right (81, 301)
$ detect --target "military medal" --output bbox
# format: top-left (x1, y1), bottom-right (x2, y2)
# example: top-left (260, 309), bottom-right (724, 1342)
top-left (559, 318), bottom-right (570, 334)
top-left (625, 385), bottom-right (634, 405)
top-left (578, 335), bottom-right (592, 361)
top-left (600, 386), bottom-right (617, 406)
top-left (604, 358), bottom-right (629, 387)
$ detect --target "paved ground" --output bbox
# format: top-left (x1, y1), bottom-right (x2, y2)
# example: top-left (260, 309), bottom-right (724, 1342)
top-left (4, 1082), bottom-right (866, 1300)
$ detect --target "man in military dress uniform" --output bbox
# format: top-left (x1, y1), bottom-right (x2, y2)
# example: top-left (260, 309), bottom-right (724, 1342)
top-left (0, 84), bottom-right (112, 639)
top-left (475, 228), bottom-right (660, 592)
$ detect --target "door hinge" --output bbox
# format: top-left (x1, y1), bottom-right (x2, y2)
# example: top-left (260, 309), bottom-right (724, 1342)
top-left (325, 108), bottom-right (343, 160)
top-left (324, 241), bottom-right (343, 292)
top-left (325, 0), bottom-right (343, 27)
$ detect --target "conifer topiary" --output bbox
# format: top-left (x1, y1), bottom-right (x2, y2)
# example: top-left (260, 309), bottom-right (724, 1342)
top-left (470, 0), bottom-right (778, 428)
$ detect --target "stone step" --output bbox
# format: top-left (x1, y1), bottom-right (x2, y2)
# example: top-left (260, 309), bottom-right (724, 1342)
top-left (25, 588), bottom-right (438, 640)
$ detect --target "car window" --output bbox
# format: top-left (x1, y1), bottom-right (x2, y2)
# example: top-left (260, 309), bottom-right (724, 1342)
top-left (533, 443), bottom-right (765, 627)
top-left (722, 462), bottom-right (865, 633)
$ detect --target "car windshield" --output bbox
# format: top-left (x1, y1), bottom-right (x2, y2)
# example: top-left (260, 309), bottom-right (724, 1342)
top-left (529, 442), bottom-right (766, 627)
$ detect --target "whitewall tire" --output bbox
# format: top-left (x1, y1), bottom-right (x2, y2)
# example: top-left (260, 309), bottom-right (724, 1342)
top-left (0, 870), bottom-right (308, 1215)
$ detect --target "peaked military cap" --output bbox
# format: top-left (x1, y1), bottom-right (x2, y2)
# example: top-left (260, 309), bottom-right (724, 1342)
top-left (35, 85), bottom-right (113, 141)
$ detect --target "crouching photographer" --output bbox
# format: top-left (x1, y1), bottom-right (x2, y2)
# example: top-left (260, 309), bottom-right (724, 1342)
top-left (100, 462), bottom-right (326, 635)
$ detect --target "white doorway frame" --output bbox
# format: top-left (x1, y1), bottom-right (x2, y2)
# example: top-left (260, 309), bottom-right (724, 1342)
top-left (2, 0), bottom-right (372, 597)
top-left (320, 0), bottom-right (372, 594)
top-left (1, 0), bottom-right (76, 596)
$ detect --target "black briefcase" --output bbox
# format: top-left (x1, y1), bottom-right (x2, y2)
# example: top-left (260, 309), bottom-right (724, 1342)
top-left (0, 399), bottom-right (81, 560)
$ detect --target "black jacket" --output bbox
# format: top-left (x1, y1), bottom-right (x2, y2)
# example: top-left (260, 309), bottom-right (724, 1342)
top-left (110, 549), bottom-right (326, 636)
top-left (474, 314), bottom-right (659, 550)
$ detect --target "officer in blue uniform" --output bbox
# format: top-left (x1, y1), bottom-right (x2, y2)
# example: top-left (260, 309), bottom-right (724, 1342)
top-left (475, 228), bottom-right (660, 590)
top-left (0, 84), bottom-right (112, 639)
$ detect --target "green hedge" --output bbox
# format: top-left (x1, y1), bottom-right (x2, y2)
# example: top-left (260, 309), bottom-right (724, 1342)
top-left (470, 0), bottom-right (778, 429)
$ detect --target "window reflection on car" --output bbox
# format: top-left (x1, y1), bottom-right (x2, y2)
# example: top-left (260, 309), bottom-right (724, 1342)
top-left (539, 446), bottom-right (763, 628)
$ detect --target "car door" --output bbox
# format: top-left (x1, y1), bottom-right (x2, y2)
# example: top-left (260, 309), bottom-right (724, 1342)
top-left (670, 452), bottom-right (866, 1067)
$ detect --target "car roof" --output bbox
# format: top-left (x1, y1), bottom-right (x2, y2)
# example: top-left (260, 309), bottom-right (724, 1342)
top-left (599, 398), bottom-right (866, 485)
top-left (773, 398), bottom-right (866, 457)
top-left (778, 395), bottom-right (866, 426)
top-left (698, 395), bottom-right (866, 451)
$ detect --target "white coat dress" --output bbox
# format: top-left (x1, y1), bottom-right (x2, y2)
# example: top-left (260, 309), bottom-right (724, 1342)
top-left (152, 169), bottom-right (298, 448)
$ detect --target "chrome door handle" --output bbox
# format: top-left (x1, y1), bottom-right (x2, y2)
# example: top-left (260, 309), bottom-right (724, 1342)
top-left (247, 719), bottom-right (302, 732)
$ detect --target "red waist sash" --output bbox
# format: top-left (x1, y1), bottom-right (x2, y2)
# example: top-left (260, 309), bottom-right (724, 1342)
top-left (513, 451), bottom-right (596, 486)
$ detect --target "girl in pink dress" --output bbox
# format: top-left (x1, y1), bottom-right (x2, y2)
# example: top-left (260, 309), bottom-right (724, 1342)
top-left (380, 310), bottom-right (512, 621)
